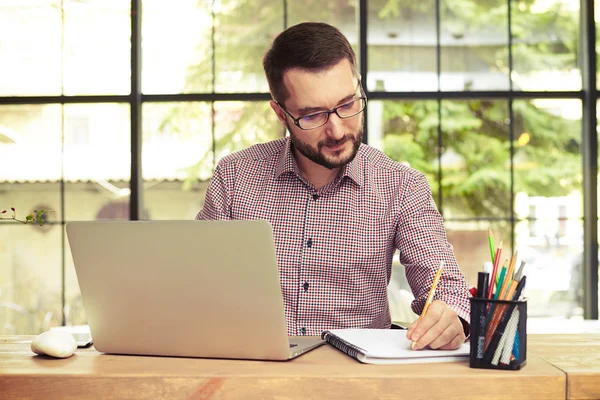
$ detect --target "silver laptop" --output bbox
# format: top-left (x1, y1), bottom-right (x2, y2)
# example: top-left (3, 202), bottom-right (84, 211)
top-left (66, 220), bottom-right (324, 360)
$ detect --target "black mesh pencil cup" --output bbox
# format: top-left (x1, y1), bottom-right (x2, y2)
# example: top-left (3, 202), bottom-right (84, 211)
top-left (469, 297), bottom-right (527, 370)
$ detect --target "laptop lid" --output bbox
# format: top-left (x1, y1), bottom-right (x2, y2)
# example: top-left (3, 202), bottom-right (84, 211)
top-left (66, 220), bottom-right (295, 360)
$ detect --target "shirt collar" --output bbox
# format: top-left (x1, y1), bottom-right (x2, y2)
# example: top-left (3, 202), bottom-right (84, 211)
top-left (276, 137), bottom-right (364, 187)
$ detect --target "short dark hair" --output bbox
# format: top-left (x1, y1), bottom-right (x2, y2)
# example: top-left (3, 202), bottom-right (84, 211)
top-left (262, 22), bottom-right (358, 105)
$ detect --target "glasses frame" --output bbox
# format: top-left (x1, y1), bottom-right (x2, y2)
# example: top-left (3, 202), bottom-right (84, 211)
top-left (276, 82), bottom-right (367, 131)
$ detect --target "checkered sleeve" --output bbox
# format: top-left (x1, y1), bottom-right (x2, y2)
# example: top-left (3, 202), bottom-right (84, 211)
top-left (395, 172), bottom-right (470, 324)
top-left (195, 161), bottom-right (233, 221)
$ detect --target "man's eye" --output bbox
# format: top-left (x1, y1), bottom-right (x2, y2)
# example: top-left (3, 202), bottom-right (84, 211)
top-left (340, 101), bottom-right (355, 110)
top-left (301, 113), bottom-right (321, 121)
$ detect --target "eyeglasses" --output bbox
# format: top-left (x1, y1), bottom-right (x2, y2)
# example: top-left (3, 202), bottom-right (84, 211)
top-left (277, 85), bottom-right (367, 130)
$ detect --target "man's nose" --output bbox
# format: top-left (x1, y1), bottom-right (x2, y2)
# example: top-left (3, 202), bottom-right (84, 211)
top-left (324, 112), bottom-right (345, 140)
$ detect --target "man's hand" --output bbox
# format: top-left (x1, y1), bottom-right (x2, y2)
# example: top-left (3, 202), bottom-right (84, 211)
top-left (406, 300), bottom-right (465, 350)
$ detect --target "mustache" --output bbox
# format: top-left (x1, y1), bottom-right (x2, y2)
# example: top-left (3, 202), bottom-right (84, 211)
top-left (318, 135), bottom-right (352, 150)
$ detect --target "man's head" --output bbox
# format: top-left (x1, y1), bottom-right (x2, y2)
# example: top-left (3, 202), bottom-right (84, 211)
top-left (263, 22), bottom-right (365, 171)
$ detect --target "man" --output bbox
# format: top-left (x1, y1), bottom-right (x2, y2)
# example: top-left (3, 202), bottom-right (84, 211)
top-left (197, 22), bottom-right (470, 350)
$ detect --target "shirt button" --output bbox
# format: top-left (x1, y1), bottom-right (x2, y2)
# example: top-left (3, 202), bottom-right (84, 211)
top-left (303, 282), bottom-right (309, 292)
top-left (306, 238), bottom-right (312, 248)
top-left (312, 194), bottom-right (319, 201)
top-left (300, 327), bottom-right (307, 335)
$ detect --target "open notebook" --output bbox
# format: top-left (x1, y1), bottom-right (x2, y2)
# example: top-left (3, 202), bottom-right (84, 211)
top-left (321, 329), bottom-right (469, 364)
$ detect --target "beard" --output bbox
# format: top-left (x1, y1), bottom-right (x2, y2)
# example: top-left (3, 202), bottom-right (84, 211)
top-left (287, 120), bottom-right (363, 170)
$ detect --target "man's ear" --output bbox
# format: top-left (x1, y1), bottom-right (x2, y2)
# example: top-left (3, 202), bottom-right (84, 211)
top-left (270, 101), bottom-right (287, 126)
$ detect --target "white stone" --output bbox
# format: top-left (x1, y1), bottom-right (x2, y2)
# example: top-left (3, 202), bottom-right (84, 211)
top-left (31, 330), bottom-right (77, 358)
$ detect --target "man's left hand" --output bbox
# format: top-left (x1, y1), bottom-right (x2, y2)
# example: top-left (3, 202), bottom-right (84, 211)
top-left (406, 300), bottom-right (465, 350)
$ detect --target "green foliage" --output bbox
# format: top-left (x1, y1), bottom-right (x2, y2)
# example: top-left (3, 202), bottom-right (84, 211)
top-left (0, 208), bottom-right (54, 226)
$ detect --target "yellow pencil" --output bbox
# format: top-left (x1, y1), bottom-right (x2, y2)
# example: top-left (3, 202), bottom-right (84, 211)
top-left (411, 260), bottom-right (445, 350)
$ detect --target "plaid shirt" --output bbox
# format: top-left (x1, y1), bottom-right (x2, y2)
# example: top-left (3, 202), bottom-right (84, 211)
top-left (197, 137), bottom-right (470, 336)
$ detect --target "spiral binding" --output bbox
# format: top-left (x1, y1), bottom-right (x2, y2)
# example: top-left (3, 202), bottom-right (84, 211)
top-left (321, 331), bottom-right (366, 360)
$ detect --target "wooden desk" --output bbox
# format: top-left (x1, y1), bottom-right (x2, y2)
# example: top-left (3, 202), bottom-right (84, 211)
top-left (0, 335), bottom-right (568, 400)
top-left (528, 334), bottom-right (600, 400)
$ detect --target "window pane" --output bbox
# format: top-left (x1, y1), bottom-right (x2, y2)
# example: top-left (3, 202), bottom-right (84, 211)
top-left (0, 1), bottom-right (62, 96)
top-left (511, 0), bottom-right (580, 91)
top-left (440, 0), bottom-right (509, 91)
top-left (64, 103), bottom-right (131, 220)
top-left (445, 220), bottom-right (513, 289)
top-left (441, 100), bottom-right (510, 218)
top-left (63, 0), bottom-right (131, 95)
top-left (215, 1), bottom-right (284, 93)
top-left (370, 100), bottom-right (439, 197)
top-left (513, 99), bottom-right (582, 212)
top-left (0, 104), bottom-right (63, 220)
top-left (143, 102), bottom-right (212, 220)
top-left (0, 225), bottom-right (62, 335)
top-left (142, 0), bottom-right (212, 94)
top-left (214, 101), bottom-right (283, 163)
top-left (517, 221), bottom-right (583, 319)
top-left (513, 98), bottom-right (582, 319)
top-left (367, 0), bottom-right (437, 92)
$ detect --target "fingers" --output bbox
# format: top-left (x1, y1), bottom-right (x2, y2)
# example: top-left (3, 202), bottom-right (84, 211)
top-left (408, 301), bottom-right (445, 348)
top-left (409, 301), bottom-right (465, 350)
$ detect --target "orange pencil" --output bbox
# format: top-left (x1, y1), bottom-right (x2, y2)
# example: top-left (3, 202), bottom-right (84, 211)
top-left (411, 260), bottom-right (445, 350)
top-left (498, 251), bottom-right (518, 300)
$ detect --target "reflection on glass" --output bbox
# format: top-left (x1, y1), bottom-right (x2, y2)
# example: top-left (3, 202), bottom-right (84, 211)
top-left (63, 104), bottom-right (131, 221)
top-left (63, 0), bottom-right (131, 95)
top-left (0, 105), bottom-right (63, 220)
top-left (0, 225), bottom-right (62, 335)
top-left (367, 0), bottom-right (437, 92)
top-left (142, 0), bottom-right (213, 94)
top-left (214, 101), bottom-right (283, 163)
top-left (440, 0), bottom-right (509, 91)
top-left (143, 102), bottom-right (212, 220)
top-left (511, 0), bottom-right (580, 91)
top-left (371, 100), bottom-right (439, 196)
top-left (445, 220), bottom-right (512, 288)
top-left (0, 1), bottom-right (61, 96)
top-left (441, 100), bottom-right (510, 218)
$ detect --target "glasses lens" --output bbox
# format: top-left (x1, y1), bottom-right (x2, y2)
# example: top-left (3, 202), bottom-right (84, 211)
top-left (337, 98), bottom-right (365, 118)
top-left (298, 112), bottom-right (328, 129)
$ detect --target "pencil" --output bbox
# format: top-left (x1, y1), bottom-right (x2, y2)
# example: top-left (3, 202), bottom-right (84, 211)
top-left (488, 227), bottom-right (496, 265)
top-left (411, 260), bottom-right (445, 350)
top-left (487, 240), bottom-right (503, 299)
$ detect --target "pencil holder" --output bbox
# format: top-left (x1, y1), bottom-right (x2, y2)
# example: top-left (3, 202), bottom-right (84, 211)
top-left (469, 297), bottom-right (527, 370)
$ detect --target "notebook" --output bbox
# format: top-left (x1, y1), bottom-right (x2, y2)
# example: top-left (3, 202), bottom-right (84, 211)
top-left (321, 329), bottom-right (470, 364)
top-left (66, 220), bottom-right (324, 361)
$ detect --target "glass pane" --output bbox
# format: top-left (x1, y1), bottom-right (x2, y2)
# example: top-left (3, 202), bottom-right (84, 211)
top-left (367, 0), bottom-right (437, 92)
top-left (513, 98), bottom-right (582, 319)
top-left (0, 1), bottom-right (62, 96)
top-left (511, 0), bottom-right (580, 91)
top-left (441, 100), bottom-right (510, 218)
top-left (143, 102), bottom-right (212, 220)
top-left (0, 225), bottom-right (62, 335)
top-left (214, 101), bottom-right (284, 164)
top-left (517, 220), bottom-right (583, 319)
top-left (215, 1), bottom-right (284, 93)
top-left (63, 103), bottom-right (131, 220)
top-left (142, 0), bottom-right (213, 94)
top-left (0, 104), bottom-right (63, 220)
top-left (440, 0), bottom-right (509, 91)
top-left (513, 99), bottom-right (582, 213)
top-left (63, 0), bottom-right (131, 95)
top-left (288, 0), bottom-right (358, 70)
top-left (445, 220), bottom-right (513, 289)
top-left (370, 99), bottom-right (439, 197)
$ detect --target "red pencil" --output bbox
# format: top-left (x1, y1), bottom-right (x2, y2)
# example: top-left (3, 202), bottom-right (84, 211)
top-left (487, 240), bottom-right (503, 299)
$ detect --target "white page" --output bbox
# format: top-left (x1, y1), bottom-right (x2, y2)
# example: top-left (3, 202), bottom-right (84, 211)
top-left (326, 328), bottom-right (469, 359)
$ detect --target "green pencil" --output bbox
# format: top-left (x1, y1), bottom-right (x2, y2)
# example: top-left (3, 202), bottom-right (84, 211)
top-left (488, 227), bottom-right (496, 265)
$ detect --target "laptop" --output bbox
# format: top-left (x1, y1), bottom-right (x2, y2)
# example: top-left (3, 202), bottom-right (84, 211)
top-left (65, 220), bottom-right (324, 360)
